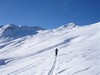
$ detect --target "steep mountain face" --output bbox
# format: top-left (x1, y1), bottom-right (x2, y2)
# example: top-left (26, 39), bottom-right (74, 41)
top-left (0, 22), bottom-right (100, 75)
top-left (0, 24), bottom-right (45, 42)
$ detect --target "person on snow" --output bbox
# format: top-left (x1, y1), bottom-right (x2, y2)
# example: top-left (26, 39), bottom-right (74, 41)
top-left (55, 48), bottom-right (58, 56)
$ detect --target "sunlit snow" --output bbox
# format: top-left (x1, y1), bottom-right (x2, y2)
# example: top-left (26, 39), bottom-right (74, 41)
top-left (0, 22), bottom-right (100, 75)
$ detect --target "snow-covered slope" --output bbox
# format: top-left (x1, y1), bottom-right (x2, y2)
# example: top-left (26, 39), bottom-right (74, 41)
top-left (0, 22), bottom-right (100, 75)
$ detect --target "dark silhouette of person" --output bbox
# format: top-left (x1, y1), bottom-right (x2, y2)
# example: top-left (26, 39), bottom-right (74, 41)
top-left (55, 48), bottom-right (58, 56)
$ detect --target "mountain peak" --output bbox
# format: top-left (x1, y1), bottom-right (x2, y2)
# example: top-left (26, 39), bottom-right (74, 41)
top-left (66, 22), bottom-right (76, 28)
top-left (2, 24), bottom-right (45, 30)
top-left (3, 24), bottom-right (17, 28)
top-left (58, 22), bottom-right (78, 30)
top-left (0, 24), bottom-right (45, 39)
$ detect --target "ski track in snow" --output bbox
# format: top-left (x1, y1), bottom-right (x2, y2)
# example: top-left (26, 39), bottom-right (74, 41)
top-left (48, 57), bottom-right (57, 75)
top-left (72, 66), bottom-right (91, 75)
top-left (8, 60), bottom-right (44, 75)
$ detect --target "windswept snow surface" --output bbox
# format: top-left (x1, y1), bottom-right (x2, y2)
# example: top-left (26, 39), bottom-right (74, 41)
top-left (0, 22), bottom-right (100, 75)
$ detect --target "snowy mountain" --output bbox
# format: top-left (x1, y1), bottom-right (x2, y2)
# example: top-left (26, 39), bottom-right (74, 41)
top-left (0, 24), bottom-right (45, 42)
top-left (0, 22), bottom-right (100, 75)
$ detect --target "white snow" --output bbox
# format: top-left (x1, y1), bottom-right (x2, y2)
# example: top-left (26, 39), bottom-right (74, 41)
top-left (0, 22), bottom-right (100, 75)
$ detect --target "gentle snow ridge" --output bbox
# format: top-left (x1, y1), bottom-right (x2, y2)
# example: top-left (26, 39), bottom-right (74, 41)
top-left (0, 22), bottom-right (100, 75)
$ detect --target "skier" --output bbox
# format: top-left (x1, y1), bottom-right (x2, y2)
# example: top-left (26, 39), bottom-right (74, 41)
top-left (55, 48), bottom-right (58, 56)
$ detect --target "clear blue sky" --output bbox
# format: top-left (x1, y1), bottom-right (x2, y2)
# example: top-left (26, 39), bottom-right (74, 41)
top-left (0, 0), bottom-right (100, 29)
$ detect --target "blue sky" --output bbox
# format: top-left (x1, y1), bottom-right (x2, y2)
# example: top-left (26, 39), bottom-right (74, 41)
top-left (0, 0), bottom-right (100, 29)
